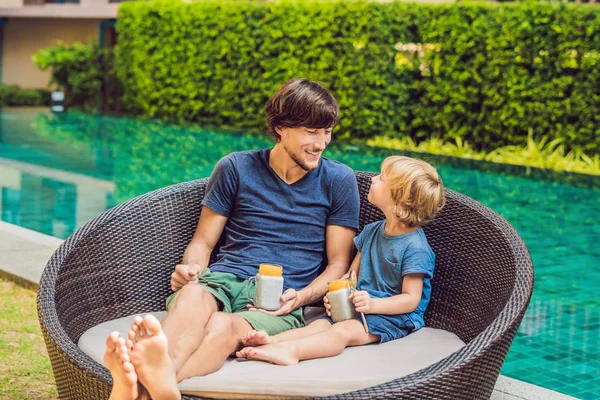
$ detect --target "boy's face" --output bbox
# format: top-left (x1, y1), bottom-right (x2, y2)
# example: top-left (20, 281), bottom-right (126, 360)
top-left (368, 174), bottom-right (394, 210)
top-left (278, 126), bottom-right (332, 171)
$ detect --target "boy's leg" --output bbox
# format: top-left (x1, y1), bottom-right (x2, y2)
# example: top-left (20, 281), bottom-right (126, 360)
top-left (237, 319), bottom-right (380, 366)
top-left (242, 319), bottom-right (332, 346)
top-left (175, 311), bottom-right (253, 381)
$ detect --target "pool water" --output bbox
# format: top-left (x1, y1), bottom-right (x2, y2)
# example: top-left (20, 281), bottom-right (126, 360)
top-left (1, 108), bottom-right (598, 399)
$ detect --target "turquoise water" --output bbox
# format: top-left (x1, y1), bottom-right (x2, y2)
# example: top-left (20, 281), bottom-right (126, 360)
top-left (1, 108), bottom-right (598, 398)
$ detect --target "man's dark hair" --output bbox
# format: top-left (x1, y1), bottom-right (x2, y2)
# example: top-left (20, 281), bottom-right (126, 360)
top-left (265, 78), bottom-right (339, 142)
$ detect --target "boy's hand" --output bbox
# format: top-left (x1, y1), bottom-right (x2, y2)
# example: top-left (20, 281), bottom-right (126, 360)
top-left (350, 290), bottom-right (373, 314)
top-left (323, 295), bottom-right (332, 317)
top-left (171, 264), bottom-right (200, 292)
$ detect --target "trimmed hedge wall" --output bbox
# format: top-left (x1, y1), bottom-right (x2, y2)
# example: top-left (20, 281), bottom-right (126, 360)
top-left (116, 0), bottom-right (600, 154)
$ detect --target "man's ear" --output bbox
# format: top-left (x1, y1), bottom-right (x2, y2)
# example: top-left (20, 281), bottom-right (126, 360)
top-left (275, 126), bottom-right (286, 141)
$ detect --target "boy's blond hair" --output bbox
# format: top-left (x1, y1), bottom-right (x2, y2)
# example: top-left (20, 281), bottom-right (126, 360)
top-left (380, 156), bottom-right (446, 227)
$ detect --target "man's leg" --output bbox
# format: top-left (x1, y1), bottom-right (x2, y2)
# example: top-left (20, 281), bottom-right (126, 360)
top-left (241, 319), bottom-right (332, 347)
top-left (161, 284), bottom-right (219, 372)
top-left (104, 332), bottom-right (138, 400)
top-left (175, 311), bottom-right (252, 382)
top-left (129, 315), bottom-right (180, 400)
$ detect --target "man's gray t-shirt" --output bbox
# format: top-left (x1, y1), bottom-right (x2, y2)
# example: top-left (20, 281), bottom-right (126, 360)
top-left (202, 149), bottom-right (360, 291)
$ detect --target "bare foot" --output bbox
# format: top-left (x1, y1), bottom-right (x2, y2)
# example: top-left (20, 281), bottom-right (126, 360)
top-left (241, 330), bottom-right (273, 347)
top-left (104, 332), bottom-right (138, 400)
top-left (235, 344), bottom-right (299, 366)
top-left (130, 315), bottom-right (181, 400)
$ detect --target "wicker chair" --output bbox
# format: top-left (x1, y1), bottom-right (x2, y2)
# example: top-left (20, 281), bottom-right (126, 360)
top-left (37, 171), bottom-right (533, 399)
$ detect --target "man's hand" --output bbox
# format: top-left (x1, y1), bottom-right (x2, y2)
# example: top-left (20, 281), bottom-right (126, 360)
top-left (350, 290), bottom-right (374, 314)
top-left (170, 264), bottom-right (201, 292)
top-left (246, 288), bottom-right (301, 316)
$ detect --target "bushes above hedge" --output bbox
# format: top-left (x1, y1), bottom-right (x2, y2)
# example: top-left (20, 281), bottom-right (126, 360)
top-left (0, 84), bottom-right (50, 107)
top-left (32, 41), bottom-right (122, 111)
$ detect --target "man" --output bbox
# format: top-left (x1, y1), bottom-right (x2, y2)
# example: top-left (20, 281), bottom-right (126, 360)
top-left (104, 78), bottom-right (360, 400)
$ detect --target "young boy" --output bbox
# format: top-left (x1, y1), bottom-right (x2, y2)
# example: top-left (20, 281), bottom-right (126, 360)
top-left (236, 156), bottom-right (446, 365)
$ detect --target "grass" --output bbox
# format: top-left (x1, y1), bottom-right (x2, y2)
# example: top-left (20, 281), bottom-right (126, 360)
top-left (0, 279), bottom-right (57, 399)
top-left (366, 132), bottom-right (600, 176)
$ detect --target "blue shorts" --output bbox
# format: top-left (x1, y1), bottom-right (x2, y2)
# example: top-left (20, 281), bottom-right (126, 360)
top-left (321, 313), bottom-right (415, 343)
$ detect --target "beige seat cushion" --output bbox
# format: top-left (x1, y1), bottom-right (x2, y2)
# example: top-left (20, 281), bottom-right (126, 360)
top-left (79, 309), bottom-right (465, 398)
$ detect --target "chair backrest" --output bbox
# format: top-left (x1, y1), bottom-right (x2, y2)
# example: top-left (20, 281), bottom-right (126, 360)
top-left (50, 173), bottom-right (526, 345)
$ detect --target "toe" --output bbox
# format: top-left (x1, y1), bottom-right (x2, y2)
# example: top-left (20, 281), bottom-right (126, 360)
top-left (236, 349), bottom-right (247, 358)
top-left (133, 317), bottom-right (144, 338)
top-left (106, 332), bottom-right (119, 351)
top-left (128, 328), bottom-right (136, 342)
top-left (123, 361), bottom-right (135, 373)
top-left (246, 348), bottom-right (257, 358)
top-left (142, 314), bottom-right (162, 336)
top-left (120, 352), bottom-right (130, 363)
top-left (119, 344), bottom-right (130, 362)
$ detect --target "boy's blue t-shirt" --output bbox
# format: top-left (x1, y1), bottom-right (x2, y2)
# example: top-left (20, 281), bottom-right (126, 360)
top-left (354, 220), bottom-right (436, 330)
top-left (202, 149), bottom-right (360, 291)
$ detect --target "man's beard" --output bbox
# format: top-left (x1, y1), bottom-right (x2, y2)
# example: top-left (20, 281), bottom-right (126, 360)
top-left (284, 144), bottom-right (319, 172)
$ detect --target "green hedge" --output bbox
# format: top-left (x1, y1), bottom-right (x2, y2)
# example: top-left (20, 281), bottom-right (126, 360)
top-left (0, 84), bottom-right (50, 107)
top-left (113, 0), bottom-right (598, 155)
top-left (32, 41), bottom-right (122, 111)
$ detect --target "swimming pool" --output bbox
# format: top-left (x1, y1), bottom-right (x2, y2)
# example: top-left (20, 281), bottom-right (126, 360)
top-left (1, 108), bottom-right (598, 399)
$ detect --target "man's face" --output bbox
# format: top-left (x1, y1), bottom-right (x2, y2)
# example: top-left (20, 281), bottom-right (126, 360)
top-left (278, 126), bottom-right (332, 171)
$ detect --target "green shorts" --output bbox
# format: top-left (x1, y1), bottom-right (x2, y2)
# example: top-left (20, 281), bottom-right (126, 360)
top-left (165, 268), bottom-right (305, 336)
